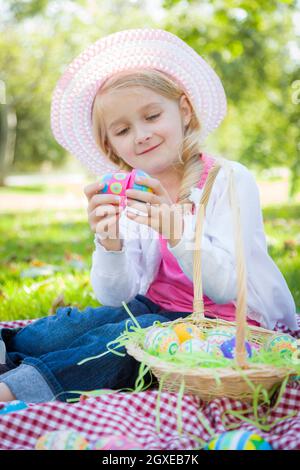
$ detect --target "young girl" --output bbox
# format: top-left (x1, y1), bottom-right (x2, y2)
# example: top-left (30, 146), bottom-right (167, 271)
top-left (0, 28), bottom-right (297, 403)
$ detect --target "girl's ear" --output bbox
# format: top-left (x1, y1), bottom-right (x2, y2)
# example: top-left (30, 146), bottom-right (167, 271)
top-left (179, 94), bottom-right (192, 128)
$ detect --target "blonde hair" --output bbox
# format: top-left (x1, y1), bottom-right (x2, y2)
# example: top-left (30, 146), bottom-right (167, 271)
top-left (92, 69), bottom-right (204, 206)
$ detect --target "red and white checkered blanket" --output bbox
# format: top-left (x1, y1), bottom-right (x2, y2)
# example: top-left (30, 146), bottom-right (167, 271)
top-left (1, 318), bottom-right (300, 450)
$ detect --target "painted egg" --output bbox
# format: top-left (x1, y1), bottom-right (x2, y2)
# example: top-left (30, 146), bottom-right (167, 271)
top-left (206, 328), bottom-right (235, 347)
top-left (131, 169), bottom-right (153, 192)
top-left (291, 349), bottom-right (300, 365)
top-left (172, 323), bottom-right (205, 343)
top-left (204, 328), bottom-right (235, 356)
top-left (0, 400), bottom-right (28, 415)
top-left (144, 327), bottom-right (179, 355)
top-left (250, 341), bottom-right (262, 353)
top-left (178, 338), bottom-right (208, 353)
top-left (94, 435), bottom-right (143, 450)
top-left (264, 334), bottom-right (299, 359)
top-left (220, 337), bottom-right (252, 359)
top-left (98, 169), bottom-right (153, 208)
top-left (204, 430), bottom-right (272, 450)
top-left (144, 326), bottom-right (165, 350)
top-left (204, 340), bottom-right (222, 356)
top-left (35, 430), bottom-right (90, 450)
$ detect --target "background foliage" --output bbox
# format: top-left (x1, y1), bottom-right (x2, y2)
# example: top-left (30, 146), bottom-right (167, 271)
top-left (0, 0), bottom-right (299, 193)
top-left (0, 1), bottom-right (299, 321)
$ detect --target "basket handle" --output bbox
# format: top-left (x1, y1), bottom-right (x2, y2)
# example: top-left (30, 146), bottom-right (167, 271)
top-left (192, 163), bottom-right (248, 368)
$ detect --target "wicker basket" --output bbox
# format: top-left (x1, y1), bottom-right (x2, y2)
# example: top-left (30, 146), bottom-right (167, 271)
top-left (126, 162), bottom-right (297, 402)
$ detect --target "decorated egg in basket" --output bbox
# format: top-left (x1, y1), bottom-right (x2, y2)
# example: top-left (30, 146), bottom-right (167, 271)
top-left (204, 430), bottom-right (272, 450)
top-left (264, 334), bottom-right (299, 359)
top-left (93, 434), bottom-right (143, 450)
top-left (205, 327), bottom-right (235, 354)
top-left (220, 337), bottom-right (252, 359)
top-left (178, 338), bottom-right (207, 354)
top-left (35, 430), bottom-right (90, 450)
top-left (144, 326), bottom-right (179, 356)
top-left (172, 323), bottom-right (205, 343)
top-left (98, 169), bottom-right (153, 208)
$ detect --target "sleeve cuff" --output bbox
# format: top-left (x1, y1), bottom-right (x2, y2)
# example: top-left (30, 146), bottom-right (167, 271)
top-left (0, 364), bottom-right (54, 403)
top-left (93, 235), bottom-right (128, 278)
top-left (94, 234), bottom-right (126, 254)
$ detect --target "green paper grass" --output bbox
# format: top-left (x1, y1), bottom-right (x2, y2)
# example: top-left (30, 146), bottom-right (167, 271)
top-left (73, 301), bottom-right (300, 438)
top-left (77, 300), bottom-right (300, 376)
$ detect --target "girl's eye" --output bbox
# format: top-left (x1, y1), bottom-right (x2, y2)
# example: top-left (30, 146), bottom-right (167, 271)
top-left (115, 114), bottom-right (161, 136)
top-left (116, 128), bottom-right (129, 136)
top-left (146, 113), bottom-right (161, 120)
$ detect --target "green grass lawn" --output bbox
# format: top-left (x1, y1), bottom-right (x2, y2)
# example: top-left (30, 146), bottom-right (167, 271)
top-left (0, 198), bottom-right (299, 322)
top-left (0, 208), bottom-right (100, 321)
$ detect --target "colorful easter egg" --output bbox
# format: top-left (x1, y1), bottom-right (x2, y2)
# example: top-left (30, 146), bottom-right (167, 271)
top-left (35, 430), bottom-right (90, 450)
top-left (264, 334), bottom-right (299, 359)
top-left (114, 172), bottom-right (128, 181)
top-left (110, 181), bottom-right (123, 194)
top-left (205, 328), bottom-right (235, 355)
top-left (172, 323), bottom-right (205, 343)
top-left (206, 328), bottom-right (235, 346)
top-left (93, 435), bottom-right (143, 450)
top-left (130, 169), bottom-right (153, 192)
top-left (0, 400), bottom-right (28, 415)
top-left (144, 326), bottom-right (179, 355)
top-left (178, 338), bottom-right (207, 353)
top-left (98, 169), bottom-right (153, 208)
top-left (204, 430), bottom-right (272, 450)
top-left (98, 172), bottom-right (114, 193)
top-left (220, 337), bottom-right (252, 359)
top-left (291, 348), bottom-right (300, 365)
top-left (250, 341), bottom-right (262, 353)
top-left (144, 326), bottom-right (164, 350)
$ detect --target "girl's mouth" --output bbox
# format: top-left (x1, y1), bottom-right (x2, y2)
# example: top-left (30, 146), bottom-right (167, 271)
top-left (139, 143), bottom-right (161, 155)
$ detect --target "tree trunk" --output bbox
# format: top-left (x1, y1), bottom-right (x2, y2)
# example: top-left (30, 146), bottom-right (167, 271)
top-left (0, 103), bottom-right (17, 186)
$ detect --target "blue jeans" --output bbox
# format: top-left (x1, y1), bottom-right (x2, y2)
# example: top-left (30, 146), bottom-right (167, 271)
top-left (0, 295), bottom-right (191, 403)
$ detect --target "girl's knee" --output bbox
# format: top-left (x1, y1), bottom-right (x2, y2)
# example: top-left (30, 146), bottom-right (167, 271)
top-left (135, 314), bottom-right (171, 328)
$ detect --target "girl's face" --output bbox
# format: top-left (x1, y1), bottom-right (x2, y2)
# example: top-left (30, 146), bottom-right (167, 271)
top-left (99, 86), bottom-right (192, 180)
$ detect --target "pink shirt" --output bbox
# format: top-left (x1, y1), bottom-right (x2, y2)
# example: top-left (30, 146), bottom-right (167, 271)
top-left (146, 154), bottom-right (260, 326)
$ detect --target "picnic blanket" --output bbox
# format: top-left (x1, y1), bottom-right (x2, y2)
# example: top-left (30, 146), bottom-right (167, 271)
top-left (0, 317), bottom-right (300, 450)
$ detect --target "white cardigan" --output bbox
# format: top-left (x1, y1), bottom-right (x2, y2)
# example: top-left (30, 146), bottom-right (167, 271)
top-left (90, 158), bottom-right (298, 331)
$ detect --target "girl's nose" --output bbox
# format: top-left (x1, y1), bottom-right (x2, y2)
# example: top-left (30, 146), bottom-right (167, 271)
top-left (134, 132), bottom-right (152, 145)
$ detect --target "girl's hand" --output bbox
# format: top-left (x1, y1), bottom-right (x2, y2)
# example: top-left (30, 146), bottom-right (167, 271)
top-left (84, 181), bottom-right (122, 241)
top-left (125, 176), bottom-right (184, 244)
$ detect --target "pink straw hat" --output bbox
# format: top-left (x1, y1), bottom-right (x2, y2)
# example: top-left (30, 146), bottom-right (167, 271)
top-left (51, 28), bottom-right (227, 176)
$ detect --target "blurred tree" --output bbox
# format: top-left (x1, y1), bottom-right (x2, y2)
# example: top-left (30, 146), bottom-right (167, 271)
top-left (7, 0), bottom-right (49, 20)
top-left (162, 0), bottom-right (300, 196)
top-left (0, 0), bottom-right (299, 196)
top-left (0, 82), bottom-right (17, 186)
top-left (0, 0), bottom-right (155, 177)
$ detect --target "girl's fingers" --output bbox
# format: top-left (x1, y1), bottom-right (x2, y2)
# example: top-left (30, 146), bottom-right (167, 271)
top-left (126, 200), bottom-right (161, 218)
top-left (88, 193), bottom-right (121, 212)
top-left (90, 205), bottom-right (121, 229)
top-left (95, 213), bottom-right (120, 237)
top-left (134, 176), bottom-right (167, 197)
top-left (126, 198), bottom-right (148, 213)
top-left (126, 210), bottom-right (151, 228)
top-left (94, 204), bottom-right (121, 218)
top-left (84, 181), bottom-right (105, 199)
top-left (125, 188), bottom-right (160, 205)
